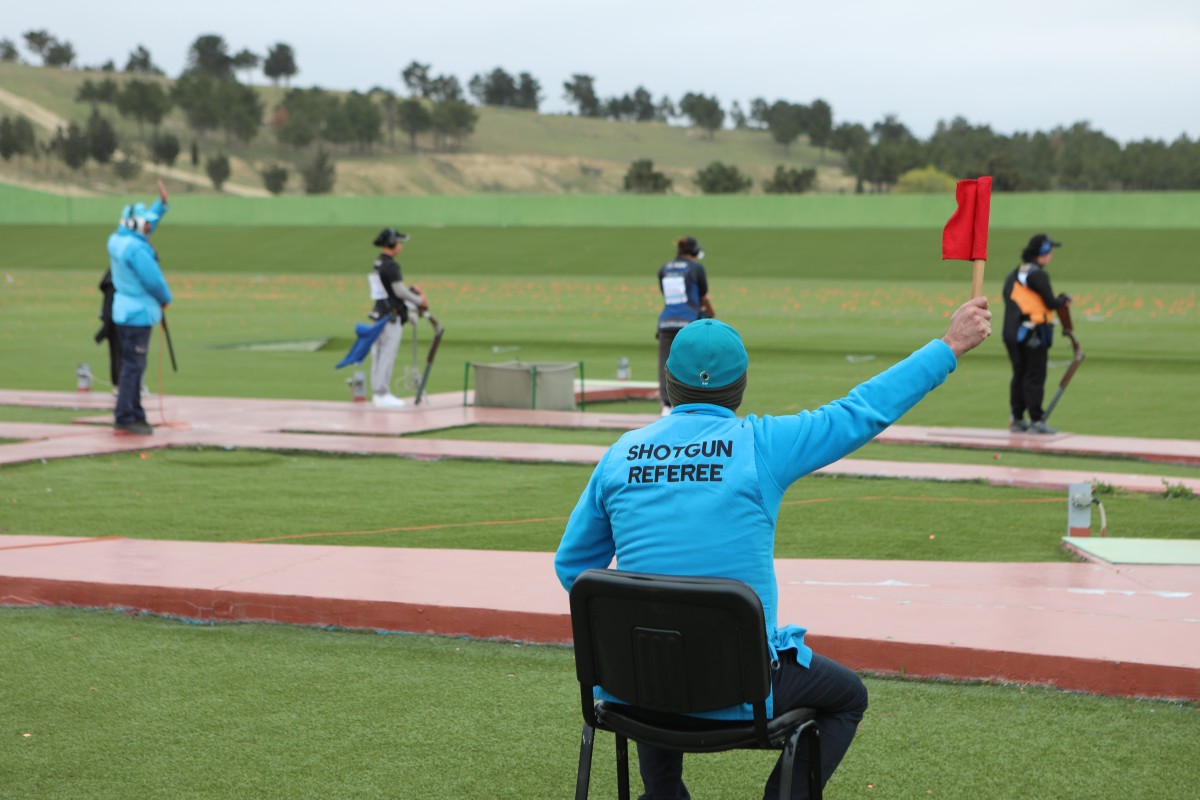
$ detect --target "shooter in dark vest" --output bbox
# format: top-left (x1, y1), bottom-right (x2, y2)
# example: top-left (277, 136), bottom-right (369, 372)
top-left (1002, 234), bottom-right (1072, 434)
top-left (366, 228), bottom-right (428, 409)
top-left (656, 236), bottom-right (714, 415)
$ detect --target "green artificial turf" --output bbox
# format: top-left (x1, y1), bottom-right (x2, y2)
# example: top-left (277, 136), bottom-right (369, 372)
top-left (3, 221), bottom-right (1198, 438)
top-left (397, 425), bottom-right (1200, 480)
top-left (854, 441), bottom-right (1200, 480)
top-left (4, 224), bottom-right (1200, 282)
top-left (0, 405), bottom-right (99, 425)
top-left (404, 424), bottom-right (626, 446)
top-left (2, 449), bottom-right (1195, 559)
top-left (1, 262), bottom-right (1196, 438)
top-left (1, 607), bottom-right (1195, 800)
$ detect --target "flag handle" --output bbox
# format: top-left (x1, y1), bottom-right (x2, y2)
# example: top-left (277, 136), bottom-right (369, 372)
top-left (972, 259), bottom-right (986, 299)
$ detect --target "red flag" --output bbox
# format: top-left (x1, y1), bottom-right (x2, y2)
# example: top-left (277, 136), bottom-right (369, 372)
top-left (941, 176), bottom-right (992, 261)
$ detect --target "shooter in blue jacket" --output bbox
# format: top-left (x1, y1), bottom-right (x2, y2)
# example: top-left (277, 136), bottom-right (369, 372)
top-left (107, 181), bottom-right (171, 435)
top-left (556, 297), bottom-right (992, 799)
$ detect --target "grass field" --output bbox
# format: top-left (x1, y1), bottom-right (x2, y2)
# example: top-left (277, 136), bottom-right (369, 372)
top-left (2, 225), bottom-right (1196, 437)
top-left (2, 223), bottom-right (1196, 549)
top-left (3, 448), bottom-right (1195, 556)
top-left (1, 211), bottom-right (1197, 798)
top-left (2, 607), bottom-right (1196, 800)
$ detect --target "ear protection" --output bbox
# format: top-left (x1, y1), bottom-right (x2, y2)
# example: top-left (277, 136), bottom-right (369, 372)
top-left (120, 205), bottom-right (152, 236)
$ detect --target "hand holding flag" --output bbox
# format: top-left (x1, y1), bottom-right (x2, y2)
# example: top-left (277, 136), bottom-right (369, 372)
top-left (941, 176), bottom-right (992, 298)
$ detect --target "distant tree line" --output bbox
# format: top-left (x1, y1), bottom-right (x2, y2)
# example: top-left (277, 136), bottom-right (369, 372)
top-left (623, 159), bottom-right (817, 195)
top-left (826, 115), bottom-right (1200, 193)
top-left (4, 27), bottom-right (1198, 194)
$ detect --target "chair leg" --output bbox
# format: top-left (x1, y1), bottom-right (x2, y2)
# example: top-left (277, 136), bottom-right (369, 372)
top-left (575, 723), bottom-right (595, 800)
top-left (806, 726), bottom-right (823, 800)
top-left (778, 727), bottom-right (800, 799)
top-left (615, 734), bottom-right (631, 800)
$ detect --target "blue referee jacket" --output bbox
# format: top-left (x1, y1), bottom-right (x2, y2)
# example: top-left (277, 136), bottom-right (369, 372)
top-left (555, 339), bottom-right (958, 716)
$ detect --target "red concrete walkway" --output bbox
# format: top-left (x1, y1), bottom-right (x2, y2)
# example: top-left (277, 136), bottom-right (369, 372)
top-left (3, 390), bottom-right (1199, 700)
top-left (875, 425), bottom-right (1200, 467)
top-left (2, 535), bottom-right (1197, 701)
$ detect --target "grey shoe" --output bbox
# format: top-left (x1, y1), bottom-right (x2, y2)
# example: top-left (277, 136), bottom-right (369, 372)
top-left (1029, 420), bottom-right (1057, 435)
top-left (114, 421), bottom-right (154, 435)
top-left (1009, 419), bottom-right (1029, 432)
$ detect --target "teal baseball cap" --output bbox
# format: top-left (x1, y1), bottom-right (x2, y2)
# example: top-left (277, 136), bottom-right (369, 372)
top-left (124, 203), bottom-right (161, 223)
top-left (666, 319), bottom-right (748, 389)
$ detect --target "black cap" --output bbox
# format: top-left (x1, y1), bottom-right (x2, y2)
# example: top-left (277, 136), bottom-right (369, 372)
top-left (1025, 233), bottom-right (1062, 259)
top-left (677, 236), bottom-right (704, 259)
top-left (373, 228), bottom-right (410, 248)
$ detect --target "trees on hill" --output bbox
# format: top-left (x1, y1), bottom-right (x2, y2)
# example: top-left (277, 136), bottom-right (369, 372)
top-left (125, 45), bottom-right (163, 75)
top-left (85, 111), bottom-right (117, 164)
top-left (753, 98), bottom-right (831, 156)
top-left (430, 100), bottom-right (477, 151)
top-left (76, 79), bottom-right (119, 110)
top-left (763, 101), bottom-right (806, 153)
top-left (232, 49), bottom-right (260, 83)
top-left (172, 73), bottom-right (262, 144)
top-left (185, 34), bottom-right (235, 80)
top-left (695, 161), bottom-right (750, 193)
top-left (53, 123), bottom-right (90, 171)
top-left (563, 74), bottom-right (602, 118)
top-left (808, 99), bottom-right (833, 155)
top-left (605, 87), bottom-right (663, 122)
top-left (426, 75), bottom-right (464, 103)
top-left (273, 88), bottom-right (381, 152)
top-left (469, 68), bottom-right (541, 111)
top-left (115, 80), bottom-right (173, 135)
top-left (396, 98), bottom-right (432, 152)
top-left (150, 132), bottom-right (181, 166)
top-left (679, 93), bottom-right (724, 139)
top-left (341, 91), bottom-right (383, 150)
top-left (22, 30), bottom-right (54, 63)
top-left (565, 76), bottom-right (674, 123)
top-left (205, 153), bottom-right (231, 190)
top-left (260, 163), bottom-right (288, 195)
top-left (25, 31), bottom-right (74, 68)
top-left (6, 29), bottom-right (1196, 194)
top-left (0, 115), bottom-right (38, 161)
top-left (302, 147), bottom-right (335, 194)
top-left (171, 74), bottom-right (222, 138)
top-left (624, 159), bottom-right (672, 194)
top-left (763, 166), bottom-right (817, 194)
top-left (263, 43), bottom-right (298, 87)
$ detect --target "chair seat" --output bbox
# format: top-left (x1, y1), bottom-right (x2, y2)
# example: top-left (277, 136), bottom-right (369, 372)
top-left (595, 702), bottom-right (818, 754)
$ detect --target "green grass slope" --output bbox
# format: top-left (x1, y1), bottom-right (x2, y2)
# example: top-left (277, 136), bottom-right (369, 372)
top-left (0, 62), bottom-right (843, 196)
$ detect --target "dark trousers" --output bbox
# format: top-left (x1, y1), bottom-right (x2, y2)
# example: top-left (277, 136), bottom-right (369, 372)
top-left (657, 329), bottom-right (681, 407)
top-left (636, 651), bottom-right (869, 800)
top-left (104, 323), bottom-right (123, 386)
top-left (114, 325), bottom-right (151, 425)
top-left (1005, 340), bottom-right (1049, 422)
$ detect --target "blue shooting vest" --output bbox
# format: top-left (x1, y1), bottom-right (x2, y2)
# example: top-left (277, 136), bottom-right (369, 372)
top-left (657, 258), bottom-right (704, 331)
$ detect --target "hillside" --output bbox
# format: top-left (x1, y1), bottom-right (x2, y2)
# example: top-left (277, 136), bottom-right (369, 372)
top-left (0, 63), bottom-right (851, 197)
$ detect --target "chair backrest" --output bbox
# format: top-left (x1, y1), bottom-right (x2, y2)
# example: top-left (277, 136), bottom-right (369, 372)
top-left (569, 569), bottom-right (771, 723)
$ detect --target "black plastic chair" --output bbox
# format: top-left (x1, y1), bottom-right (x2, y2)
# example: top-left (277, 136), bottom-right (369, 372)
top-left (568, 568), bottom-right (822, 799)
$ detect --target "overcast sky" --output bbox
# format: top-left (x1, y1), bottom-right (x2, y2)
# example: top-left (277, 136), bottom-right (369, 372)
top-left (6, 0), bottom-right (1198, 143)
